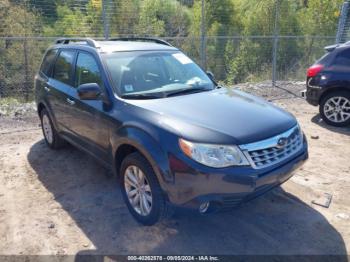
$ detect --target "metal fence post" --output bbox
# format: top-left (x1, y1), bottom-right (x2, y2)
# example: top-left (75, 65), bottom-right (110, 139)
top-left (272, 0), bottom-right (280, 87)
top-left (336, 1), bottom-right (349, 44)
top-left (102, 0), bottom-right (109, 40)
top-left (23, 0), bottom-right (30, 101)
top-left (200, 0), bottom-right (207, 70)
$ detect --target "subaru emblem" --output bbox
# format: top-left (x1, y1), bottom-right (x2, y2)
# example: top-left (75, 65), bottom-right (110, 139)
top-left (276, 137), bottom-right (288, 149)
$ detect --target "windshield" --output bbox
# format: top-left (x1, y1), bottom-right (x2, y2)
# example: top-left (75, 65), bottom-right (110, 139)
top-left (103, 51), bottom-right (215, 98)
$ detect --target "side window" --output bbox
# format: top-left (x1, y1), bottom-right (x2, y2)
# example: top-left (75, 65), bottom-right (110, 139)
top-left (53, 50), bottom-right (75, 85)
top-left (40, 49), bottom-right (58, 76)
top-left (75, 52), bottom-right (102, 87)
top-left (334, 50), bottom-right (350, 66)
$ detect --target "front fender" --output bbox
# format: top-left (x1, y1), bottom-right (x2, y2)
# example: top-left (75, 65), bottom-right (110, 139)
top-left (111, 125), bottom-right (174, 191)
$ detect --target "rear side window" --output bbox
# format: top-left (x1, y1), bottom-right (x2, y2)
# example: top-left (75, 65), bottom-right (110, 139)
top-left (53, 50), bottom-right (76, 85)
top-left (333, 49), bottom-right (350, 66)
top-left (75, 52), bottom-right (102, 87)
top-left (40, 49), bottom-right (57, 76)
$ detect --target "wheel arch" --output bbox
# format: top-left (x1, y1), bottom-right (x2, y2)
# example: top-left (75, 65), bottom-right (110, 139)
top-left (111, 126), bottom-right (174, 190)
top-left (319, 86), bottom-right (350, 105)
top-left (37, 101), bottom-right (60, 131)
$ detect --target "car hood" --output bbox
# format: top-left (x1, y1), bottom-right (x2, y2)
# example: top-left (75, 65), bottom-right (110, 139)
top-left (124, 88), bottom-right (297, 145)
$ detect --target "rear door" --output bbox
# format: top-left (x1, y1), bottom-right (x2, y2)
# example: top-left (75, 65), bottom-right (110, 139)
top-left (35, 49), bottom-right (60, 122)
top-left (64, 51), bottom-right (110, 163)
top-left (50, 49), bottom-right (77, 135)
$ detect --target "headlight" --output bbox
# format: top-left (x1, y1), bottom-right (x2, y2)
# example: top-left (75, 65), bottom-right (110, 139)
top-left (179, 138), bottom-right (249, 168)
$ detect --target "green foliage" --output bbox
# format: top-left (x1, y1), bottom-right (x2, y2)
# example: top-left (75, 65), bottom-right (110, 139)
top-left (224, 0), bottom-right (341, 83)
top-left (135, 0), bottom-right (191, 37)
top-left (298, 0), bottom-right (343, 36)
top-left (188, 0), bottom-right (241, 79)
top-left (224, 0), bottom-right (301, 83)
top-left (110, 0), bottom-right (141, 36)
top-left (0, 0), bottom-right (44, 99)
top-left (0, 0), bottom-right (346, 100)
top-left (43, 0), bottom-right (102, 36)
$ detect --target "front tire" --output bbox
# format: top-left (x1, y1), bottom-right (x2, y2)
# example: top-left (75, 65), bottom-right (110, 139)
top-left (40, 108), bottom-right (66, 149)
top-left (120, 152), bottom-right (171, 226)
top-left (320, 91), bottom-right (350, 127)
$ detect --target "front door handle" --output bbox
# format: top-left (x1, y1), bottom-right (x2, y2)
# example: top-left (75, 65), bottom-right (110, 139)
top-left (66, 98), bottom-right (75, 105)
top-left (44, 86), bottom-right (50, 92)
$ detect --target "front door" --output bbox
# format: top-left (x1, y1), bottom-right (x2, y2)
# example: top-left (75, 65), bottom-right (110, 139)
top-left (64, 51), bottom-right (110, 163)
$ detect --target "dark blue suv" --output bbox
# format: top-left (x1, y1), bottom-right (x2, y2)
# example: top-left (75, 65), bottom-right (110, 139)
top-left (304, 42), bottom-right (350, 127)
top-left (35, 37), bottom-right (308, 225)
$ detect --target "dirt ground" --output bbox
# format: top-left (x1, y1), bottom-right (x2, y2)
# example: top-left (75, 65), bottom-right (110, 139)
top-left (0, 84), bottom-right (350, 256)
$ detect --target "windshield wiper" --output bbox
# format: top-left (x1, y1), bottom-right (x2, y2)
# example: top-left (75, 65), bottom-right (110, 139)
top-left (120, 93), bottom-right (162, 99)
top-left (165, 87), bottom-right (211, 97)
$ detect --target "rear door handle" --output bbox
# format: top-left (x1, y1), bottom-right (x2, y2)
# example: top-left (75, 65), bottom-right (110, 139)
top-left (44, 86), bottom-right (50, 92)
top-left (66, 98), bottom-right (75, 105)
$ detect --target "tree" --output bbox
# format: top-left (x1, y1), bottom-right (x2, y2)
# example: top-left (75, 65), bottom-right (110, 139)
top-left (43, 0), bottom-right (103, 37)
top-left (188, 0), bottom-right (241, 80)
top-left (0, 0), bottom-right (43, 100)
top-left (226, 0), bottom-right (302, 83)
top-left (296, 0), bottom-right (343, 75)
top-left (109, 0), bottom-right (141, 36)
top-left (135, 0), bottom-right (191, 37)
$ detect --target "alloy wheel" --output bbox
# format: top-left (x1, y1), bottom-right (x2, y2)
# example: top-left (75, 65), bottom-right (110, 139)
top-left (323, 96), bottom-right (350, 123)
top-left (124, 165), bottom-right (153, 216)
top-left (42, 114), bottom-right (53, 144)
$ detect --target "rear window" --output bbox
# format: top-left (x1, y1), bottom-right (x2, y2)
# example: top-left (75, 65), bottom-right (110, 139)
top-left (40, 49), bottom-right (58, 76)
top-left (53, 50), bottom-right (76, 85)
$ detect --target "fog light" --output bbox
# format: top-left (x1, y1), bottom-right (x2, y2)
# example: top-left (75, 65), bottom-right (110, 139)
top-left (199, 202), bottom-right (210, 213)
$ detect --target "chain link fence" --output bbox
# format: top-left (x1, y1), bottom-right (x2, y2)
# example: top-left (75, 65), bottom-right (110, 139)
top-left (0, 0), bottom-right (343, 101)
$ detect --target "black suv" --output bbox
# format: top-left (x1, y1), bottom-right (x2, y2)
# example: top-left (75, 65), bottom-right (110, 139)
top-left (35, 38), bottom-right (308, 225)
top-left (304, 42), bottom-right (350, 126)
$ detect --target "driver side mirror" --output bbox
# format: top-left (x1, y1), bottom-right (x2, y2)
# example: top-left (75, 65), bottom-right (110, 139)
top-left (77, 83), bottom-right (101, 100)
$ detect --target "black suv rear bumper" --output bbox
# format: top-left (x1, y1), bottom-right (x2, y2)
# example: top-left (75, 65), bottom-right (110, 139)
top-left (305, 86), bottom-right (322, 106)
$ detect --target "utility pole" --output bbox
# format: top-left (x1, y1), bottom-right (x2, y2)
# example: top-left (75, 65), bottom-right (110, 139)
top-left (272, 0), bottom-right (280, 87)
top-left (200, 0), bottom-right (206, 69)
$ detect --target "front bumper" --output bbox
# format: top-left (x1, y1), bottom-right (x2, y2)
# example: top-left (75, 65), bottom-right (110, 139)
top-left (166, 142), bottom-right (308, 210)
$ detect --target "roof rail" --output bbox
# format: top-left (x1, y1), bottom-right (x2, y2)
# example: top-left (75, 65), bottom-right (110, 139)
top-left (109, 37), bottom-right (173, 47)
top-left (55, 38), bottom-right (100, 48)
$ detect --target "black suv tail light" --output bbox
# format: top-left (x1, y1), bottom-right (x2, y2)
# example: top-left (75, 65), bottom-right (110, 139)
top-left (307, 64), bottom-right (324, 78)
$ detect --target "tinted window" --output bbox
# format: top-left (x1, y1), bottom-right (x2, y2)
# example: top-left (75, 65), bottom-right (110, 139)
top-left (334, 49), bottom-right (350, 66)
top-left (40, 49), bottom-right (57, 76)
top-left (75, 52), bottom-right (102, 87)
top-left (53, 50), bottom-right (75, 85)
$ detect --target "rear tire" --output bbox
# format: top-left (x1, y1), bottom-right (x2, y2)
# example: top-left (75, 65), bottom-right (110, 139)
top-left (120, 152), bottom-right (172, 226)
top-left (40, 108), bottom-right (66, 149)
top-left (319, 91), bottom-right (350, 127)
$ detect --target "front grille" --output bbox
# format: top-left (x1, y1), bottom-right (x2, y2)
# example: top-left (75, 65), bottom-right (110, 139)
top-left (240, 125), bottom-right (303, 169)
